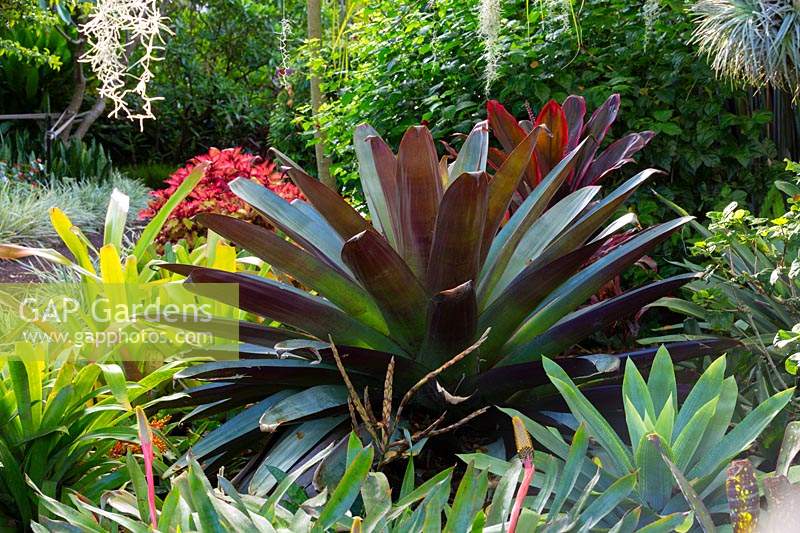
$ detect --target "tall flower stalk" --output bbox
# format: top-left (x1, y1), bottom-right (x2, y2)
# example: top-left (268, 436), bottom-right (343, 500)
top-left (509, 416), bottom-right (535, 533)
top-left (135, 407), bottom-right (158, 529)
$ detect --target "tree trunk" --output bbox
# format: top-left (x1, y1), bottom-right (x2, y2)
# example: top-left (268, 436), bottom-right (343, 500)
top-left (58, 39), bottom-right (87, 142)
top-left (307, 0), bottom-right (334, 189)
top-left (73, 97), bottom-right (107, 141)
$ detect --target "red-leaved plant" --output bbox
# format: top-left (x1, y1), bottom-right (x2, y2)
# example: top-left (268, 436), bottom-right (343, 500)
top-left (140, 147), bottom-right (304, 246)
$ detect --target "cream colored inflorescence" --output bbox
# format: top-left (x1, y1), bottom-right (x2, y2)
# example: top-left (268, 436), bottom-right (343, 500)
top-left (478, 0), bottom-right (501, 94)
top-left (79, 0), bottom-right (171, 128)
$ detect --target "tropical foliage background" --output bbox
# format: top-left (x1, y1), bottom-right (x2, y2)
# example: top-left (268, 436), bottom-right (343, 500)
top-left (2, 0), bottom-right (800, 530)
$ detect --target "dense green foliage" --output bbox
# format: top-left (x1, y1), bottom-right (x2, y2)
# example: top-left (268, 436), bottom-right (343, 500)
top-left (1, 130), bottom-right (114, 182)
top-left (0, 357), bottom-right (186, 529)
top-left (33, 429), bottom-right (644, 533)
top-left (272, 0), bottom-right (780, 210)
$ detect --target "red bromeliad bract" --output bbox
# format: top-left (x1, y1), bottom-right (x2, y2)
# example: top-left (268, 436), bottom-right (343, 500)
top-left (487, 94), bottom-right (655, 204)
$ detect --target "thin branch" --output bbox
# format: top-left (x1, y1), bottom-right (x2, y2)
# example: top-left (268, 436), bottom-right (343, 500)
top-left (395, 328), bottom-right (490, 423)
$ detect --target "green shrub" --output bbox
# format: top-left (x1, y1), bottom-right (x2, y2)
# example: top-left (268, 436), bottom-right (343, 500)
top-left (650, 161), bottom-right (800, 403)
top-left (0, 129), bottom-right (115, 182)
top-left (120, 162), bottom-right (176, 189)
top-left (272, 0), bottom-right (778, 212)
top-left (31, 429), bottom-right (641, 532)
top-left (0, 355), bottom-right (188, 529)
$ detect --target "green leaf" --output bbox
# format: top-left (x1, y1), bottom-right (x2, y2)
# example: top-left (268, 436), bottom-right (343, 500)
top-left (490, 186), bottom-right (600, 301)
top-left (103, 188), bottom-right (130, 251)
top-left (636, 513), bottom-right (691, 533)
top-left (486, 458), bottom-right (522, 526)
top-left (157, 486), bottom-right (183, 532)
top-left (672, 397), bottom-right (718, 472)
top-left (674, 356), bottom-right (726, 438)
top-left (607, 507), bottom-right (642, 533)
top-left (167, 390), bottom-right (295, 475)
top-left (230, 177), bottom-right (348, 273)
top-left (361, 472), bottom-right (392, 533)
top-left (259, 385), bottom-right (347, 433)
top-left (314, 445), bottom-right (374, 531)
top-left (443, 462), bottom-right (488, 533)
top-left (182, 459), bottom-right (225, 533)
top-left (249, 416), bottom-right (346, 496)
top-left (502, 217), bottom-right (693, 362)
top-left (689, 388), bottom-right (794, 479)
top-left (420, 479), bottom-right (449, 532)
top-left (654, 398), bottom-right (675, 444)
top-left (776, 421), bottom-right (800, 477)
top-left (635, 433), bottom-right (673, 512)
top-left (691, 377), bottom-right (737, 463)
top-left (196, 213), bottom-right (386, 333)
top-left (271, 147), bottom-right (369, 240)
top-left (28, 477), bottom-right (105, 532)
top-left (1, 439), bottom-right (33, 524)
top-left (134, 163), bottom-right (205, 259)
top-left (482, 125), bottom-right (544, 262)
top-left (543, 358), bottom-right (633, 475)
top-left (651, 435), bottom-right (716, 532)
top-left (576, 471), bottom-right (637, 531)
top-left (354, 125), bottom-right (400, 247)
top-left (549, 422), bottom-right (589, 518)
top-left (125, 453), bottom-right (151, 525)
top-left (99, 364), bottom-right (131, 411)
top-left (448, 121), bottom-right (488, 180)
top-left (623, 357), bottom-right (656, 423)
top-left (478, 144), bottom-right (581, 304)
top-left (647, 345), bottom-right (677, 416)
top-left (400, 456), bottom-right (415, 499)
top-left (389, 468), bottom-right (454, 519)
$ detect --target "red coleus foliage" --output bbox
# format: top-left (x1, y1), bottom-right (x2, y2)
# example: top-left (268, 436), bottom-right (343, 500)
top-left (140, 147), bottom-right (304, 246)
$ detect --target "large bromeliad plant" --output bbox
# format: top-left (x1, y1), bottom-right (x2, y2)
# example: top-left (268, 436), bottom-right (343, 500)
top-left (160, 97), bottom-right (732, 493)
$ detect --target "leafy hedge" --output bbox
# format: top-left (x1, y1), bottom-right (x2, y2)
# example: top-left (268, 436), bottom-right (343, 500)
top-left (272, 0), bottom-right (780, 213)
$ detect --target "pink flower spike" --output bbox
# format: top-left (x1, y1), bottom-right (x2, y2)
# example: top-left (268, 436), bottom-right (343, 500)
top-left (136, 407), bottom-right (158, 528)
top-left (508, 416), bottom-right (535, 533)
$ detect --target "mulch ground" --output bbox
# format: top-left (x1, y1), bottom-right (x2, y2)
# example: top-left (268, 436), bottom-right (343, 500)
top-left (0, 231), bottom-right (103, 283)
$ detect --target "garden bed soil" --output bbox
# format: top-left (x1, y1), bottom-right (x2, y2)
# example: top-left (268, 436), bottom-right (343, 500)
top-left (0, 231), bottom-right (103, 283)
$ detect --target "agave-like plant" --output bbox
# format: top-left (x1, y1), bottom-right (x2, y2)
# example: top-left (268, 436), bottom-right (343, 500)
top-left (486, 94), bottom-right (655, 202)
top-left (498, 347), bottom-right (792, 530)
top-left (160, 113), bottom-right (732, 492)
